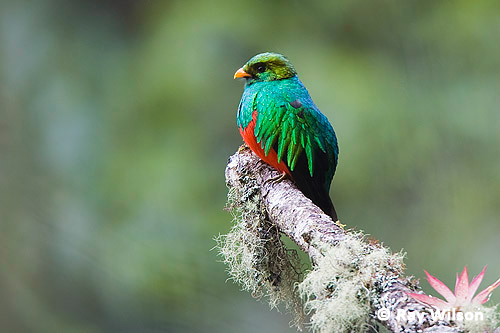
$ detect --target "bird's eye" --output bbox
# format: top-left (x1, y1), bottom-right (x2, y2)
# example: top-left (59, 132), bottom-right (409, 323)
top-left (256, 63), bottom-right (266, 73)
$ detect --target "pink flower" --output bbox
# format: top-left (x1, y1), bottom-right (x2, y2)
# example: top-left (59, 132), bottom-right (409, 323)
top-left (407, 266), bottom-right (500, 310)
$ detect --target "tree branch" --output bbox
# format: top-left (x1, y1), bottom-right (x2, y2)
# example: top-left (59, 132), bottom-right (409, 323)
top-left (224, 146), bottom-right (494, 332)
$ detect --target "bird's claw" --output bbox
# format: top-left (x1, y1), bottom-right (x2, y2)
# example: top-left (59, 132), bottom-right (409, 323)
top-left (264, 171), bottom-right (288, 186)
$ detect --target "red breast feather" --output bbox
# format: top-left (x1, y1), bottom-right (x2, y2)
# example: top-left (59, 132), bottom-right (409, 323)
top-left (239, 111), bottom-right (291, 176)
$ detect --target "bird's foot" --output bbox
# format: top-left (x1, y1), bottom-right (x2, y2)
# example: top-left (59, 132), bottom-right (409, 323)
top-left (264, 171), bottom-right (288, 186)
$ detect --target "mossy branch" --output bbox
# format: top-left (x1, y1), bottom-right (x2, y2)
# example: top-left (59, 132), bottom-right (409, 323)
top-left (221, 146), bottom-right (498, 332)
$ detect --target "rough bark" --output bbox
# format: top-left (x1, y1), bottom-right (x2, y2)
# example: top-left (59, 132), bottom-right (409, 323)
top-left (225, 146), bottom-right (487, 333)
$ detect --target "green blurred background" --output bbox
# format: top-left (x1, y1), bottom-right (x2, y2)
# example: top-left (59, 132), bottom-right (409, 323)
top-left (1, 0), bottom-right (499, 332)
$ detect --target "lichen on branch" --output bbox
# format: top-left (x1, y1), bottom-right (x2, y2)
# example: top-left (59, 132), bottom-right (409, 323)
top-left (298, 235), bottom-right (405, 332)
top-left (219, 146), bottom-right (499, 332)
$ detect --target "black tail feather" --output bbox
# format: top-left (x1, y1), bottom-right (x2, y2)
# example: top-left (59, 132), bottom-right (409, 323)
top-left (292, 171), bottom-right (338, 221)
top-left (289, 149), bottom-right (338, 221)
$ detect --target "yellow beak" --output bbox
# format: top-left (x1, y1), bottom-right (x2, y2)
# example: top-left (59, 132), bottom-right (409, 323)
top-left (233, 67), bottom-right (251, 79)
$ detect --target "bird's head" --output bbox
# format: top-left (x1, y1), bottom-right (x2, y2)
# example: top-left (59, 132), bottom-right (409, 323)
top-left (234, 52), bottom-right (297, 83)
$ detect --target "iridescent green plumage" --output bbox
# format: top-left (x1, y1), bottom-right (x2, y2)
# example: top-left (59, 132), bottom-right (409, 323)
top-left (235, 53), bottom-right (339, 219)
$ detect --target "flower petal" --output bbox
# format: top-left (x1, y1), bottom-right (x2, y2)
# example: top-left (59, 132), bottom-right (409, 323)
top-left (468, 266), bottom-right (487, 301)
top-left (407, 292), bottom-right (451, 310)
top-left (425, 270), bottom-right (456, 303)
top-left (472, 276), bottom-right (500, 305)
top-left (455, 266), bottom-right (469, 304)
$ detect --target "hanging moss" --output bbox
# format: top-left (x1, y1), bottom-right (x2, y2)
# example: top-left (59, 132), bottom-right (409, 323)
top-left (298, 235), bottom-right (405, 332)
top-left (217, 178), bottom-right (305, 327)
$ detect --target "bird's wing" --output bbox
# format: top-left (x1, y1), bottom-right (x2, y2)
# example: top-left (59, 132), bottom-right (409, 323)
top-left (253, 91), bottom-right (338, 177)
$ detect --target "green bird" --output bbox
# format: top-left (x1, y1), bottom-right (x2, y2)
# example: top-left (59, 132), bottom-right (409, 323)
top-left (234, 52), bottom-right (339, 220)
